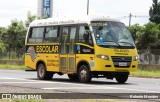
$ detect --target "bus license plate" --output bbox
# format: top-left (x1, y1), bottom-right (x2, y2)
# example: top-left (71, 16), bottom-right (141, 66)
top-left (119, 62), bottom-right (127, 66)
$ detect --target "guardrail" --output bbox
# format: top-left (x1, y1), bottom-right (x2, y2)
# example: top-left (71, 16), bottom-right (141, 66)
top-left (138, 64), bottom-right (160, 71)
top-left (0, 60), bottom-right (24, 65)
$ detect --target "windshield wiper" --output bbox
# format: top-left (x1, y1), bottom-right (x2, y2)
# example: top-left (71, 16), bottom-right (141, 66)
top-left (105, 41), bottom-right (121, 47)
top-left (118, 41), bottom-right (135, 48)
top-left (124, 29), bottom-right (133, 40)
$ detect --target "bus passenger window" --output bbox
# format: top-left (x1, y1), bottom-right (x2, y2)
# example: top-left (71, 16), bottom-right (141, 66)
top-left (44, 26), bottom-right (59, 42)
top-left (78, 26), bottom-right (93, 45)
top-left (28, 27), bottom-right (44, 43)
top-left (69, 27), bottom-right (76, 54)
top-left (61, 27), bottom-right (69, 54)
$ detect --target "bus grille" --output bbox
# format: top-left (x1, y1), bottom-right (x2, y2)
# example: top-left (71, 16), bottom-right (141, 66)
top-left (111, 56), bottom-right (132, 68)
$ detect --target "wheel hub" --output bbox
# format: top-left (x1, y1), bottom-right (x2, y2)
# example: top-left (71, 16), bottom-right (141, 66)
top-left (39, 66), bottom-right (44, 77)
top-left (80, 69), bottom-right (87, 79)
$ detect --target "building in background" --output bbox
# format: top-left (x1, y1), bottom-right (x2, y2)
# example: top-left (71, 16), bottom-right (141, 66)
top-left (37, 0), bottom-right (53, 18)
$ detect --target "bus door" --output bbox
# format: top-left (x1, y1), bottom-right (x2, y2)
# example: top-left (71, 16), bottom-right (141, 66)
top-left (60, 26), bottom-right (77, 72)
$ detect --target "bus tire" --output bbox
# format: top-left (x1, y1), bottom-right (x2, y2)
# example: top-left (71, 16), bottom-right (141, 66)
top-left (68, 74), bottom-right (79, 81)
top-left (37, 63), bottom-right (53, 80)
top-left (78, 65), bottom-right (92, 83)
top-left (115, 73), bottom-right (128, 84)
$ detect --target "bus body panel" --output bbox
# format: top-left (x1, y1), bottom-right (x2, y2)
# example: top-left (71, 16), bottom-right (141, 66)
top-left (25, 16), bottom-right (138, 81)
top-left (25, 44), bottom-right (60, 72)
top-left (91, 45), bottom-right (138, 72)
top-left (25, 54), bottom-right (36, 69)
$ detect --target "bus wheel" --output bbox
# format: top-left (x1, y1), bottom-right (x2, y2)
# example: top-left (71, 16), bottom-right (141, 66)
top-left (68, 74), bottom-right (79, 81)
top-left (78, 65), bottom-right (91, 83)
top-left (115, 73), bottom-right (128, 84)
top-left (37, 63), bottom-right (53, 80)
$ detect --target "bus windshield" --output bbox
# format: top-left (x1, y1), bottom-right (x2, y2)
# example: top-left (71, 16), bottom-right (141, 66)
top-left (91, 21), bottom-right (135, 48)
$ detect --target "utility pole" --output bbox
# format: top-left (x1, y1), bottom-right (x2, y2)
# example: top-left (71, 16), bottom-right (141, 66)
top-left (129, 13), bottom-right (132, 27)
top-left (87, 0), bottom-right (89, 15)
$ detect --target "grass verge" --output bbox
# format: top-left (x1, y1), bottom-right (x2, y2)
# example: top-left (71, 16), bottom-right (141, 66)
top-left (0, 99), bottom-right (44, 102)
top-left (0, 64), bottom-right (27, 70)
top-left (130, 69), bottom-right (160, 78)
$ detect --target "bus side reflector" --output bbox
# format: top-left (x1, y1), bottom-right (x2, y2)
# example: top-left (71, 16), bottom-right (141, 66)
top-left (90, 57), bottom-right (93, 60)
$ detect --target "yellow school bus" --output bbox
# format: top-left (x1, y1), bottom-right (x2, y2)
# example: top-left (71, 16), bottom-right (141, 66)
top-left (25, 16), bottom-right (138, 83)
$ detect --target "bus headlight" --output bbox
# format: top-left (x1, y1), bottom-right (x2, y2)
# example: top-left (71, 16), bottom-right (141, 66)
top-left (97, 54), bottom-right (109, 60)
top-left (133, 56), bottom-right (138, 61)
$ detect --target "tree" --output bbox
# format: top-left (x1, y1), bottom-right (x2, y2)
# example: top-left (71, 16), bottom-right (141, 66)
top-left (1, 20), bottom-right (18, 59)
top-left (0, 27), bottom-right (3, 34)
top-left (136, 22), bottom-right (160, 64)
top-left (25, 11), bottom-right (36, 28)
top-left (0, 43), bottom-right (6, 58)
top-left (0, 11), bottom-right (48, 59)
top-left (15, 21), bottom-right (26, 58)
top-left (25, 11), bottom-right (47, 28)
top-left (37, 15), bottom-right (48, 19)
top-left (128, 24), bottom-right (143, 42)
top-left (136, 23), bottom-right (157, 49)
top-left (149, 0), bottom-right (160, 24)
top-left (1, 19), bottom-right (26, 59)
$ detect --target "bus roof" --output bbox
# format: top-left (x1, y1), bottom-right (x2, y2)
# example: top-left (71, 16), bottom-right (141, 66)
top-left (29, 15), bottom-right (121, 27)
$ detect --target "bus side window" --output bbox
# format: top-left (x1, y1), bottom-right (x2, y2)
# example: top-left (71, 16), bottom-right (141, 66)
top-left (28, 27), bottom-right (44, 43)
top-left (61, 27), bottom-right (69, 54)
top-left (44, 26), bottom-right (59, 42)
top-left (78, 25), bottom-right (93, 46)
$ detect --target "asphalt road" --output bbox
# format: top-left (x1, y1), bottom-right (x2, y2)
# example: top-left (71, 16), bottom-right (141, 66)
top-left (0, 69), bottom-right (160, 100)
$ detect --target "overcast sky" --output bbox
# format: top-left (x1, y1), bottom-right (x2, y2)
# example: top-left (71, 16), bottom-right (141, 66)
top-left (0, 0), bottom-right (153, 27)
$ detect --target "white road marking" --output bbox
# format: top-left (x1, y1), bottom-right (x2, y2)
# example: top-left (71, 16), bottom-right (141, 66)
top-left (42, 86), bottom-right (160, 93)
top-left (42, 87), bottom-right (114, 90)
top-left (0, 82), bottom-right (58, 83)
top-left (131, 77), bottom-right (160, 80)
top-left (0, 77), bottom-right (101, 87)
top-left (0, 77), bottom-right (160, 93)
top-left (0, 77), bottom-right (35, 81)
top-left (112, 88), bottom-right (160, 93)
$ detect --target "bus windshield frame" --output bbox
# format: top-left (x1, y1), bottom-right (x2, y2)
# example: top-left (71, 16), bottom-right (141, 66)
top-left (91, 21), bottom-right (136, 49)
